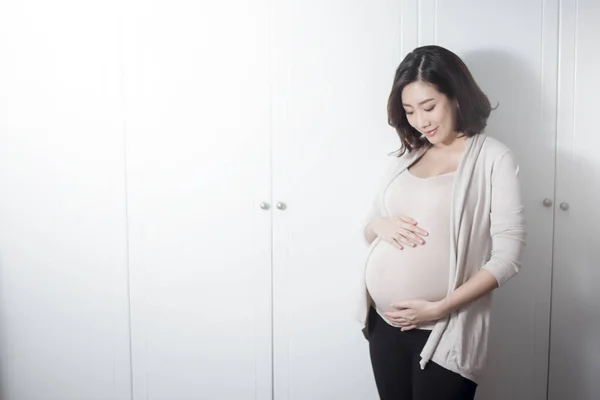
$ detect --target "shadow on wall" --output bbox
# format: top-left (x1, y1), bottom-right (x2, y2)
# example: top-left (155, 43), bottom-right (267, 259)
top-left (0, 253), bottom-right (6, 399)
top-left (461, 48), bottom-right (555, 400)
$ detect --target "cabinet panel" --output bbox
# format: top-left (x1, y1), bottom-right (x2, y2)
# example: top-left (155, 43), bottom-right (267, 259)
top-left (124, 1), bottom-right (273, 399)
top-left (549, 1), bottom-right (600, 399)
top-left (271, 0), bottom-right (402, 398)
top-left (0, 1), bottom-right (131, 399)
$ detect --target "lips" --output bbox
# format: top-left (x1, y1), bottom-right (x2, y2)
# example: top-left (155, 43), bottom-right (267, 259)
top-left (423, 127), bottom-right (438, 137)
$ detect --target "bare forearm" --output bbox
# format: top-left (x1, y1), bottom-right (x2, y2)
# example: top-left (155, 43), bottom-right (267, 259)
top-left (439, 269), bottom-right (499, 315)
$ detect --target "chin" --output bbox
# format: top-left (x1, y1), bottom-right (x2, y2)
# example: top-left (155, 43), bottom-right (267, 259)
top-left (424, 135), bottom-right (442, 144)
top-left (425, 131), bottom-right (455, 145)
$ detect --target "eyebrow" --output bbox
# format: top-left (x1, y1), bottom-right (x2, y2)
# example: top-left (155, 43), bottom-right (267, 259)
top-left (402, 98), bottom-right (435, 107)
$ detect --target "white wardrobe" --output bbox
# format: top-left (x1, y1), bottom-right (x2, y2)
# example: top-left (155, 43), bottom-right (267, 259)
top-left (0, 1), bottom-right (598, 400)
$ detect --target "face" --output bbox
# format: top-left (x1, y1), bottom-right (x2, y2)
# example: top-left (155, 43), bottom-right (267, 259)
top-left (401, 80), bottom-right (459, 146)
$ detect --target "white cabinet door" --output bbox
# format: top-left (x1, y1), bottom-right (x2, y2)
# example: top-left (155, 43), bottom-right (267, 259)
top-left (0, 1), bottom-right (131, 399)
top-left (124, 1), bottom-right (273, 399)
top-left (409, 1), bottom-right (558, 399)
top-left (549, 1), bottom-right (600, 399)
top-left (271, 1), bottom-right (402, 398)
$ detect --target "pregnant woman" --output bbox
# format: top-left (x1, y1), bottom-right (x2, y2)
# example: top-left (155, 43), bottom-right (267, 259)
top-left (357, 45), bottom-right (526, 400)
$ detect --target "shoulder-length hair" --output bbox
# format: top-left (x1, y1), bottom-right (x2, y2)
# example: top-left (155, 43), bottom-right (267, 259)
top-left (387, 45), bottom-right (493, 155)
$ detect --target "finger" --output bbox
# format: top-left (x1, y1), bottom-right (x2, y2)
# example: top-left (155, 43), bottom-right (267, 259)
top-left (408, 231), bottom-right (426, 245)
top-left (399, 220), bottom-right (428, 237)
top-left (401, 325), bottom-right (418, 331)
top-left (396, 216), bottom-right (429, 237)
top-left (384, 311), bottom-right (411, 322)
top-left (397, 215), bottom-right (418, 225)
top-left (390, 237), bottom-right (404, 250)
top-left (391, 302), bottom-right (411, 309)
top-left (396, 222), bottom-right (426, 242)
top-left (394, 314), bottom-right (414, 324)
top-left (410, 225), bottom-right (429, 236)
top-left (398, 231), bottom-right (424, 246)
top-left (384, 310), bottom-right (405, 319)
top-left (387, 317), bottom-right (411, 326)
top-left (400, 223), bottom-right (428, 239)
top-left (396, 235), bottom-right (417, 248)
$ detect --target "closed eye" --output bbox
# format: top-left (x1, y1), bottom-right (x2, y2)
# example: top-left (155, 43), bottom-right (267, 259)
top-left (405, 104), bottom-right (435, 115)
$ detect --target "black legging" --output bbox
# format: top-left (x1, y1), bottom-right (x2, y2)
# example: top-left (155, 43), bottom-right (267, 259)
top-left (367, 307), bottom-right (477, 400)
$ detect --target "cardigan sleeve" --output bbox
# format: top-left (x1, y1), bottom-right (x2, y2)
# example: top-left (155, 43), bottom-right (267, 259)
top-left (362, 157), bottom-right (399, 245)
top-left (365, 195), bottom-right (382, 227)
top-left (362, 188), bottom-right (383, 245)
top-left (481, 150), bottom-right (527, 286)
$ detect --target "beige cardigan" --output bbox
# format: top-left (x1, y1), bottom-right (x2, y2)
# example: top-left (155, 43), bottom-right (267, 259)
top-left (356, 133), bottom-right (526, 383)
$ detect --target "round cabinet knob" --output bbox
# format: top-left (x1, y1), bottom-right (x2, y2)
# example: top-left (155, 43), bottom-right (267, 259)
top-left (542, 198), bottom-right (553, 207)
top-left (276, 202), bottom-right (287, 210)
top-left (559, 202), bottom-right (570, 211)
top-left (259, 202), bottom-right (270, 210)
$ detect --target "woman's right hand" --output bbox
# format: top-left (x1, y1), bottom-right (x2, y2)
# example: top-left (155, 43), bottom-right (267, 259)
top-left (370, 215), bottom-right (428, 250)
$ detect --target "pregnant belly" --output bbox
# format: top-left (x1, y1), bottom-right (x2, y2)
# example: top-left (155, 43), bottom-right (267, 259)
top-left (365, 239), bottom-right (450, 314)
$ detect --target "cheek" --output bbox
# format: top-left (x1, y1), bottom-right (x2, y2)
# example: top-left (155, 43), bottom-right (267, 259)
top-left (434, 107), bottom-right (452, 126)
top-left (405, 114), bottom-right (417, 128)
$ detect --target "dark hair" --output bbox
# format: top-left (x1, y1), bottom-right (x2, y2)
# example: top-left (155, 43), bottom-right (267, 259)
top-left (387, 45), bottom-right (492, 155)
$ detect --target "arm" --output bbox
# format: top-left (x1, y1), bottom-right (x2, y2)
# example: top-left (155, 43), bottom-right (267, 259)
top-left (440, 150), bottom-right (527, 313)
top-left (437, 269), bottom-right (498, 315)
top-left (386, 150), bottom-right (527, 327)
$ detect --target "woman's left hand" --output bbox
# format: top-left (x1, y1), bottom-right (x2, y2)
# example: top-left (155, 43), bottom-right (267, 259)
top-left (384, 299), bottom-right (449, 331)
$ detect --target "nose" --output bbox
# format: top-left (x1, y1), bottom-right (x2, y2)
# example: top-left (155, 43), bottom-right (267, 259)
top-left (417, 112), bottom-right (430, 130)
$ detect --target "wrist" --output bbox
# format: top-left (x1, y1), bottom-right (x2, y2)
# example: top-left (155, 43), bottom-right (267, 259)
top-left (370, 217), bottom-right (385, 234)
top-left (437, 297), bottom-right (454, 318)
top-left (372, 216), bottom-right (385, 227)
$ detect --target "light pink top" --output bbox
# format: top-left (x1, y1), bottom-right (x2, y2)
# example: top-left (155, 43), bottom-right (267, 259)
top-left (365, 169), bottom-right (454, 329)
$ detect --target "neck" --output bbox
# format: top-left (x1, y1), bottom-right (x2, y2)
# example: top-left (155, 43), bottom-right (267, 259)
top-left (433, 132), bottom-right (466, 150)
